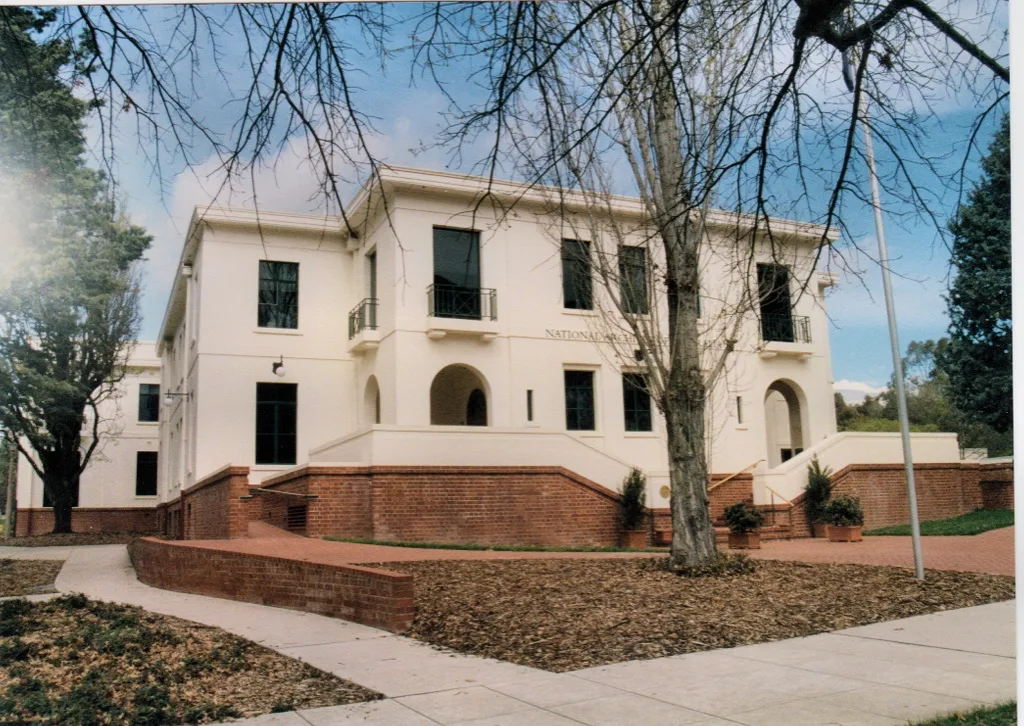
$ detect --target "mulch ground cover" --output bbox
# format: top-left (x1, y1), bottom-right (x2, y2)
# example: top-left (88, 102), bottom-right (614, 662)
top-left (383, 557), bottom-right (1015, 672)
top-left (0, 595), bottom-right (381, 723)
top-left (0, 533), bottom-right (142, 547)
top-left (0, 560), bottom-right (64, 597)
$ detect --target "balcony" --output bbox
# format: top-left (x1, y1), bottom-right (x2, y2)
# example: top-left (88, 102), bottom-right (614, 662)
top-left (758, 313), bottom-right (813, 360)
top-left (347, 298), bottom-right (379, 353)
top-left (426, 284), bottom-right (499, 342)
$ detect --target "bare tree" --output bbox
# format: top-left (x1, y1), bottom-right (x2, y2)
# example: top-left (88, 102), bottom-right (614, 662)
top-left (9, 1), bottom-right (1006, 561)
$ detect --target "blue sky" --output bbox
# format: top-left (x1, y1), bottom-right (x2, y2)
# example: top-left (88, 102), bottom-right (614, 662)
top-left (77, 4), bottom-right (1006, 403)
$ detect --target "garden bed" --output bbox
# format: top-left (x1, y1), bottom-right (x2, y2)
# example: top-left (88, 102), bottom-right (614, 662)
top-left (0, 595), bottom-right (380, 723)
top-left (0, 560), bottom-right (64, 597)
top-left (383, 557), bottom-right (1015, 672)
top-left (0, 532), bottom-right (145, 547)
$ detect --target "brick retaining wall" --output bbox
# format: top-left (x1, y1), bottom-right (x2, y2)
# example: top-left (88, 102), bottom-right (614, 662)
top-left (129, 536), bottom-right (414, 632)
top-left (14, 507), bottom-right (158, 536)
top-left (180, 465), bottom-right (252, 540)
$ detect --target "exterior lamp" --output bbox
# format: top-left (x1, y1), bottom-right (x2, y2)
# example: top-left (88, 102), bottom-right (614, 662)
top-left (272, 356), bottom-right (287, 378)
top-left (163, 391), bottom-right (190, 407)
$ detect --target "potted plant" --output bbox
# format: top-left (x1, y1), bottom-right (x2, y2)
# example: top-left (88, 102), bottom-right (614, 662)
top-left (804, 457), bottom-right (834, 538)
top-left (723, 501), bottom-right (765, 549)
top-left (823, 494), bottom-right (864, 542)
top-left (619, 468), bottom-right (648, 548)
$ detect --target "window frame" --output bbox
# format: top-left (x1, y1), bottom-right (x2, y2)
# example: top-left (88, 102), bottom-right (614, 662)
top-left (135, 451), bottom-right (159, 497)
top-left (255, 382), bottom-right (298, 466)
top-left (561, 239), bottom-right (593, 311)
top-left (258, 260), bottom-right (300, 330)
top-left (618, 245), bottom-right (649, 315)
top-left (622, 372), bottom-right (653, 433)
top-left (564, 369), bottom-right (597, 432)
top-left (138, 383), bottom-right (160, 423)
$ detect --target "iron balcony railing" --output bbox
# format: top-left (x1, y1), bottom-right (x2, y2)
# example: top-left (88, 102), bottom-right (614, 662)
top-left (427, 284), bottom-right (497, 321)
top-left (348, 298), bottom-right (379, 339)
top-left (760, 313), bottom-right (811, 344)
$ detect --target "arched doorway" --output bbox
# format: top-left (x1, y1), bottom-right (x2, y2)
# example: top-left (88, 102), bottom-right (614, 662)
top-left (363, 376), bottom-right (381, 426)
top-left (764, 380), bottom-right (805, 468)
top-left (430, 365), bottom-right (489, 426)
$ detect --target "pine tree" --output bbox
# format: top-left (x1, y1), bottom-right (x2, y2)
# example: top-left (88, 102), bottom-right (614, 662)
top-left (941, 116), bottom-right (1012, 434)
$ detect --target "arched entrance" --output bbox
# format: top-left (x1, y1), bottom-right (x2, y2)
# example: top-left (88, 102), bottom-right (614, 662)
top-left (764, 379), bottom-right (806, 468)
top-left (430, 364), bottom-right (489, 426)
top-left (363, 376), bottom-right (381, 426)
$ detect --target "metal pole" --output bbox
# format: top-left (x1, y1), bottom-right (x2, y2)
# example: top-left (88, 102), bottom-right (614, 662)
top-left (861, 105), bottom-right (925, 580)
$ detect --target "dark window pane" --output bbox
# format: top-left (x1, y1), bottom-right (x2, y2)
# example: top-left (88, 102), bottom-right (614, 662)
top-left (565, 370), bottom-right (595, 431)
top-left (623, 373), bottom-right (652, 432)
top-left (433, 228), bottom-right (481, 319)
top-left (135, 451), bottom-right (158, 496)
top-left (138, 384), bottom-right (160, 422)
top-left (619, 247), bottom-right (648, 314)
top-left (562, 239), bottom-right (592, 310)
top-left (255, 383), bottom-right (298, 465)
top-left (757, 264), bottom-right (794, 342)
top-left (258, 261), bottom-right (299, 329)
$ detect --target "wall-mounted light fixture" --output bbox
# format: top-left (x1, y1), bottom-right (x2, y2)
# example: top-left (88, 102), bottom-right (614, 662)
top-left (163, 391), bottom-right (191, 407)
top-left (272, 355), bottom-right (287, 378)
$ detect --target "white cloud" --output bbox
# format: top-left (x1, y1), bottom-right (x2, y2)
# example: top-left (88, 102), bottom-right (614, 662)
top-left (833, 379), bottom-right (887, 403)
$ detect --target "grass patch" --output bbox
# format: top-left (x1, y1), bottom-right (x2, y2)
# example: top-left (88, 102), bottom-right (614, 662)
top-left (381, 557), bottom-right (1015, 672)
top-left (865, 509), bottom-right (1014, 536)
top-left (910, 702), bottom-right (1016, 725)
top-left (0, 532), bottom-right (145, 547)
top-left (325, 536), bottom-right (666, 553)
top-left (0, 595), bottom-right (380, 723)
top-left (0, 559), bottom-right (64, 597)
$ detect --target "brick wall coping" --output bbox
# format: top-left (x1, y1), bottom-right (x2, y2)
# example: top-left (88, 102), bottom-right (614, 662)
top-left (259, 464), bottom-right (625, 503)
top-left (135, 536), bottom-right (413, 584)
top-left (182, 464), bottom-right (251, 498)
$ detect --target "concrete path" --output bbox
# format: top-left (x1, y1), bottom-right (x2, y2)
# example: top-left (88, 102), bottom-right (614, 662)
top-left (1, 544), bottom-right (1016, 725)
top-left (746, 526), bottom-right (1015, 576)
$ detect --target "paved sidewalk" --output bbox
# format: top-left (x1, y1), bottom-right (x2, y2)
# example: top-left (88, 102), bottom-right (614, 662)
top-left (746, 526), bottom-right (1014, 576)
top-left (3, 544), bottom-right (1012, 725)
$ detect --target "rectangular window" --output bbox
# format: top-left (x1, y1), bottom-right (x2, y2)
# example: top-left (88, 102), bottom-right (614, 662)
top-left (622, 373), bottom-right (653, 432)
top-left (619, 246), bottom-right (649, 315)
top-left (564, 370), bottom-right (596, 431)
top-left (256, 382), bottom-right (298, 465)
top-left (258, 260), bottom-right (299, 329)
top-left (757, 263), bottom-right (794, 342)
top-left (135, 451), bottom-right (158, 496)
top-left (561, 239), bottom-right (593, 310)
top-left (367, 249), bottom-right (378, 299)
top-left (433, 227), bottom-right (481, 319)
top-left (138, 384), bottom-right (160, 422)
top-left (527, 389), bottom-right (534, 422)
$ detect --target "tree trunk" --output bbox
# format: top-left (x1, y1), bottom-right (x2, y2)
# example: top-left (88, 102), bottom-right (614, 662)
top-left (52, 496), bottom-right (73, 534)
top-left (43, 467), bottom-right (79, 534)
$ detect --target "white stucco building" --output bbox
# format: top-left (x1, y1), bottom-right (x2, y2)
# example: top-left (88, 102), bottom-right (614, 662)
top-left (14, 166), bottom-right (964, 532)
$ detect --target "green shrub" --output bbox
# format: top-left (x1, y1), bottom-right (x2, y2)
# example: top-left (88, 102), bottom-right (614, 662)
top-left (804, 457), bottom-right (833, 524)
top-left (723, 502), bottom-right (764, 534)
top-left (0, 638), bottom-right (33, 666)
top-left (620, 468), bottom-right (647, 531)
top-left (823, 494), bottom-right (864, 526)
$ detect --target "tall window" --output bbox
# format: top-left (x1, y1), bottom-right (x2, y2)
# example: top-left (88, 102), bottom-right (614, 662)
top-left (622, 373), bottom-right (652, 432)
top-left (433, 228), bottom-right (481, 319)
top-left (564, 370), bottom-right (596, 431)
top-left (366, 249), bottom-right (378, 299)
top-left (256, 383), bottom-right (298, 465)
top-left (757, 263), bottom-right (793, 342)
top-left (138, 384), bottom-right (160, 422)
top-left (258, 261), bottom-right (299, 329)
top-left (619, 246), bottom-right (648, 314)
top-left (561, 239), bottom-right (592, 310)
top-left (135, 451), bottom-right (158, 496)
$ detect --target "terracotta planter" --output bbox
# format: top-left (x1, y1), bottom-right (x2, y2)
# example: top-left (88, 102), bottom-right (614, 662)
top-left (828, 525), bottom-right (863, 542)
top-left (812, 522), bottom-right (829, 538)
top-left (620, 529), bottom-right (648, 549)
top-left (728, 531), bottom-right (761, 549)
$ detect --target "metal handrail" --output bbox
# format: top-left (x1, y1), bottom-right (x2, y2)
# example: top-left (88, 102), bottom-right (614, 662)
top-left (427, 283), bottom-right (497, 321)
top-left (763, 484), bottom-right (795, 508)
top-left (760, 313), bottom-right (811, 343)
top-left (708, 459), bottom-right (764, 494)
top-left (348, 298), bottom-right (379, 339)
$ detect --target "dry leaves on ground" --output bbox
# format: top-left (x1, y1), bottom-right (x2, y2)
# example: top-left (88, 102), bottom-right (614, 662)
top-left (0, 595), bottom-right (380, 723)
top-left (0, 532), bottom-right (141, 547)
top-left (0, 559), bottom-right (63, 597)
top-left (384, 557), bottom-right (1015, 672)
